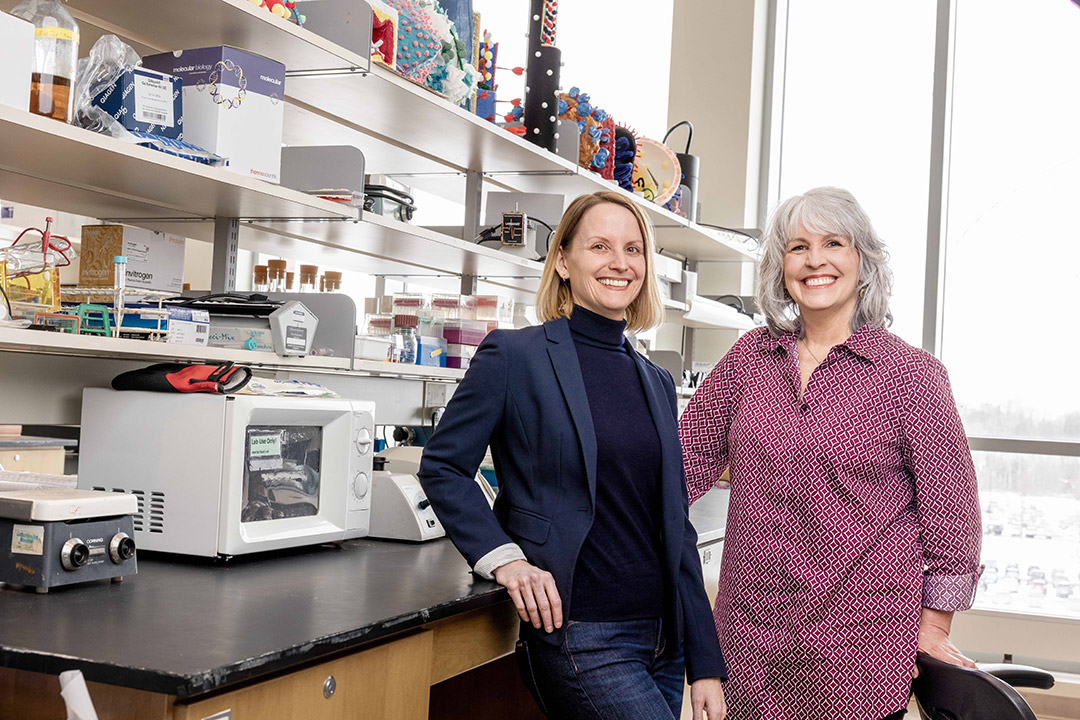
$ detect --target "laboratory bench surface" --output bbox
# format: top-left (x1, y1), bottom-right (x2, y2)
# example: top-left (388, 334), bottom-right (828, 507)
top-left (0, 487), bottom-right (728, 714)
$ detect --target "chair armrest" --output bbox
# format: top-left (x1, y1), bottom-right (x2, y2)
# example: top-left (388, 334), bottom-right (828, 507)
top-left (978, 664), bottom-right (1056, 690)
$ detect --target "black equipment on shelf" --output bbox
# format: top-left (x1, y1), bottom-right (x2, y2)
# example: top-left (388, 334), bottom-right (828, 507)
top-left (363, 184), bottom-right (416, 222)
top-left (663, 120), bottom-right (700, 223)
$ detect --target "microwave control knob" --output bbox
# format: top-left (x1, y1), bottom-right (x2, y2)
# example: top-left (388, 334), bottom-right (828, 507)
top-left (61, 538), bottom-right (90, 571)
top-left (352, 471), bottom-right (370, 499)
top-left (109, 533), bottom-right (136, 564)
top-left (355, 428), bottom-right (373, 455)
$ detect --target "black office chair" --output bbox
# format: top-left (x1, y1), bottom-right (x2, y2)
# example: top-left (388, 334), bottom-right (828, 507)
top-left (913, 653), bottom-right (1056, 720)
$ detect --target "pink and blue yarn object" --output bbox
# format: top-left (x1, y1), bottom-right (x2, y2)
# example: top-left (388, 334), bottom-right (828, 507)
top-left (384, 0), bottom-right (440, 82)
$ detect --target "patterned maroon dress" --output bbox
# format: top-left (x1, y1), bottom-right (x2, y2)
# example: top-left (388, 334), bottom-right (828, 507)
top-left (679, 325), bottom-right (982, 719)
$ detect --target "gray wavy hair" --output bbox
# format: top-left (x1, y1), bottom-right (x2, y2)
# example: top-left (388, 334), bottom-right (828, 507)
top-left (756, 186), bottom-right (893, 337)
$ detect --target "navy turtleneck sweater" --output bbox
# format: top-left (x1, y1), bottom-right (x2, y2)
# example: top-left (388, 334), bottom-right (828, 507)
top-left (567, 306), bottom-right (664, 621)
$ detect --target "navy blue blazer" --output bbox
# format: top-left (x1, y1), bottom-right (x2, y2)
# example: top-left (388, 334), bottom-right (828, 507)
top-left (418, 317), bottom-right (726, 682)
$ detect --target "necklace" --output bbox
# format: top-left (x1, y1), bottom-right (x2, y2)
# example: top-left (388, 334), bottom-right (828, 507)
top-left (800, 338), bottom-right (825, 365)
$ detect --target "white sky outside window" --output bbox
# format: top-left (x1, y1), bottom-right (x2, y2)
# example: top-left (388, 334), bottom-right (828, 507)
top-left (942, 0), bottom-right (1080, 439)
top-left (778, 0), bottom-right (936, 347)
top-left (472, 0), bottom-right (674, 141)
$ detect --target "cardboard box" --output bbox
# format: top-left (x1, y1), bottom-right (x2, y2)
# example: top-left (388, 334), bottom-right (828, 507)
top-left (0, 12), bottom-right (33, 111)
top-left (91, 66), bottom-right (183, 139)
top-left (142, 46), bottom-right (285, 183)
top-left (79, 225), bottom-right (185, 292)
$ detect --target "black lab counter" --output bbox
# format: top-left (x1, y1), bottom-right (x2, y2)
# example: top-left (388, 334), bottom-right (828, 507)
top-left (0, 487), bottom-right (728, 719)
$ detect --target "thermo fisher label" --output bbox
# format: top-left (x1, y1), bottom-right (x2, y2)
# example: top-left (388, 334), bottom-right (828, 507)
top-left (134, 74), bottom-right (176, 127)
top-left (11, 524), bottom-right (44, 555)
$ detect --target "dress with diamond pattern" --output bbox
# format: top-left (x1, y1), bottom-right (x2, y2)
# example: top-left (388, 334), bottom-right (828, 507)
top-left (679, 325), bottom-right (982, 719)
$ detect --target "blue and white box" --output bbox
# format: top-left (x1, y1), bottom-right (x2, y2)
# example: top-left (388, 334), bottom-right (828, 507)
top-left (142, 46), bottom-right (286, 184)
top-left (91, 66), bottom-right (183, 139)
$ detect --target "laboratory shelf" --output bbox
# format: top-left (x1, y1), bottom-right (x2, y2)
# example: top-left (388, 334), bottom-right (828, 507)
top-left (0, 104), bottom-right (354, 225)
top-left (34, 0), bottom-right (758, 264)
top-left (0, 326), bottom-right (346, 369)
top-left (55, 0), bottom-right (366, 74)
top-left (0, 327), bottom-right (470, 381)
top-left (351, 358), bottom-right (465, 381)
top-left (285, 84), bottom-right (759, 262)
top-left (666, 295), bottom-right (758, 331)
top-left (240, 212), bottom-right (545, 294)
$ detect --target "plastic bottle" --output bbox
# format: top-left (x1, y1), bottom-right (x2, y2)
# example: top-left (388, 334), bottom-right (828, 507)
top-left (12, 0), bottom-right (80, 123)
top-left (397, 328), bottom-right (417, 364)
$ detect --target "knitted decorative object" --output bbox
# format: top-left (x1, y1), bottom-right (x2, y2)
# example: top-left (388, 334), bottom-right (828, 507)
top-left (595, 116), bottom-right (616, 180)
top-left (540, 0), bottom-right (558, 45)
top-left (557, 87), bottom-right (614, 174)
top-left (369, 0), bottom-right (399, 67)
top-left (523, 0), bottom-right (561, 150)
top-left (383, 0), bottom-right (440, 82)
top-left (475, 30), bottom-right (497, 122)
top-left (613, 126), bottom-right (637, 193)
top-left (419, 0), bottom-right (478, 105)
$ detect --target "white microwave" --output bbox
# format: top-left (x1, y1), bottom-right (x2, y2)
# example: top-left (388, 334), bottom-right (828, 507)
top-left (78, 389), bottom-right (375, 558)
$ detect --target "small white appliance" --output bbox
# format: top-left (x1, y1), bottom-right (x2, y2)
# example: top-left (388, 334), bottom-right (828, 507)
top-left (78, 389), bottom-right (375, 558)
top-left (368, 465), bottom-right (445, 542)
top-left (367, 446), bottom-right (495, 543)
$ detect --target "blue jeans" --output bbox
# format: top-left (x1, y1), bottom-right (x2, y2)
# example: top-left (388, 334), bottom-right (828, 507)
top-left (515, 618), bottom-right (685, 719)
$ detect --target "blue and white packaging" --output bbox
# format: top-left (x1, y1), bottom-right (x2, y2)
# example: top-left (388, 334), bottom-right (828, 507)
top-left (142, 46), bottom-right (285, 184)
top-left (91, 66), bottom-right (183, 139)
top-left (119, 305), bottom-right (210, 346)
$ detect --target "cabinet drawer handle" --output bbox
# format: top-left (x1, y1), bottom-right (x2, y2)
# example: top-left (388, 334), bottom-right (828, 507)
top-left (12, 453), bottom-right (20, 463)
top-left (323, 675), bottom-right (337, 699)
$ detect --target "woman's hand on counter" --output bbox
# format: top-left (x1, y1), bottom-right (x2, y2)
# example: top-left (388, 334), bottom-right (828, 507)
top-left (494, 559), bottom-right (563, 633)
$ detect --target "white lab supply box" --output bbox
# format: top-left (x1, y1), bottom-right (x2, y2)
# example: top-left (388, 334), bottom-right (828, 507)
top-left (0, 12), bottom-right (33, 111)
top-left (142, 46), bottom-right (285, 184)
top-left (80, 224), bottom-right (186, 292)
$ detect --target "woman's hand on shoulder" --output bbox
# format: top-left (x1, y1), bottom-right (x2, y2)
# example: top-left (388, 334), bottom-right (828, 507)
top-left (493, 559), bottom-right (563, 634)
top-left (914, 607), bottom-right (976, 677)
top-left (690, 677), bottom-right (726, 720)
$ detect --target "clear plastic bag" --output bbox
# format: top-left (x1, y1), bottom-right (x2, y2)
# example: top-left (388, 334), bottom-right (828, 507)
top-left (72, 34), bottom-right (141, 139)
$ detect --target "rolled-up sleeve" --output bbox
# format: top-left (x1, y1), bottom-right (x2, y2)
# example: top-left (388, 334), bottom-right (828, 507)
top-left (899, 356), bottom-right (983, 611)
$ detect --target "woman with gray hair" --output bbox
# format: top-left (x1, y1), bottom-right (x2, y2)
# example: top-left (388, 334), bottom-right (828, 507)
top-left (679, 187), bottom-right (982, 719)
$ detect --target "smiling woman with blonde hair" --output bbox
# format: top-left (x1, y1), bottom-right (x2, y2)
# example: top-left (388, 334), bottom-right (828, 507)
top-left (421, 190), bottom-right (727, 719)
top-left (680, 186), bottom-right (982, 720)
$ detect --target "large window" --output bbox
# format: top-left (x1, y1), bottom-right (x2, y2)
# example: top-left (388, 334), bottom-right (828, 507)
top-left (942, 0), bottom-right (1080, 443)
top-left (941, 0), bottom-right (1080, 618)
top-left (775, 0), bottom-right (1080, 621)
top-left (777, 0), bottom-right (936, 346)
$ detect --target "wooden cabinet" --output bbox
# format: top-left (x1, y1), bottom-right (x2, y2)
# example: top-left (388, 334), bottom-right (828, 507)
top-left (0, 601), bottom-right (525, 720)
top-left (174, 631), bottom-right (433, 720)
top-left (0, 446), bottom-right (66, 474)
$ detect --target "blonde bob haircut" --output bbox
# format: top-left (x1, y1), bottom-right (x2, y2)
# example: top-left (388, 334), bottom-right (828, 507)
top-left (535, 191), bottom-right (664, 333)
